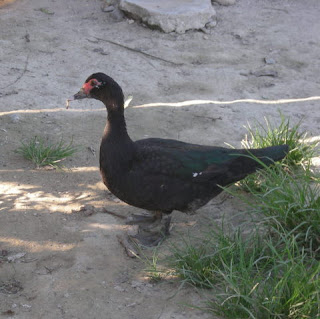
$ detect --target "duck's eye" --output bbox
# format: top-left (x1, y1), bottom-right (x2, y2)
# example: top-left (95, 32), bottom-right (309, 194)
top-left (91, 80), bottom-right (98, 87)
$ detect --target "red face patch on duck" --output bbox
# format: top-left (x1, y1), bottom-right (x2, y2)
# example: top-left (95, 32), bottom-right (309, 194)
top-left (82, 79), bottom-right (102, 94)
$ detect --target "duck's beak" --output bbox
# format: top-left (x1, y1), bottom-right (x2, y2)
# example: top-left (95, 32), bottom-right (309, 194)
top-left (74, 88), bottom-right (89, 100)
top-left (66, 88), bottom-right (90, 109)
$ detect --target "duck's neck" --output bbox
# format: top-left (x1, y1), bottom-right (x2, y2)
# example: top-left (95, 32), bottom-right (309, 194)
top-left (103, 110), bottom-right (131, 142)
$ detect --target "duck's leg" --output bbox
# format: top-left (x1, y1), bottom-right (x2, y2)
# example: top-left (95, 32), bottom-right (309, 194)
top-left (128, 212), bottom-right (172, 247)
top-left (125, 211), bottom-right (162, 226)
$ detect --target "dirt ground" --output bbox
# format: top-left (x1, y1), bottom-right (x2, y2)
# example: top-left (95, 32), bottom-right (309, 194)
top-left (0, 0), bottom-right (320, 318)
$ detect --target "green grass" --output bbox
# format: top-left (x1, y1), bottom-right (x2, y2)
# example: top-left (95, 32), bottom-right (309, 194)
top-left (209, 234), bottom-right (320, 319)
top-left (169, 226), bottom-right (320, 319)
top-left (241, 114), bottom-right (317, 168)
top-left (139, 247), bottom-right (165, 283)
top-left (240, 114), bottom-right (318, 192)
top-left (16, 136), bottom-right (79, 168)
top-left (170, 227), bottom-right (272, 289)
top-left (235, 162), bottom-right (320, 258)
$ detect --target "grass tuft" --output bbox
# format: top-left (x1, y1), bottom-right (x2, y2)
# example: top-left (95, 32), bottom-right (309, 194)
top-left (16, 136), bottom-right (79, 168)
top-left (238, 163), bottom-right (320, 258)
top-left (240, 114), bottom-right (318, 192)
top-left (170, 226), bottom-right (320, 319)
top-left (170, 227), bottom-right (272, 289)
top-left (241, 114), bottom-right (317, 168)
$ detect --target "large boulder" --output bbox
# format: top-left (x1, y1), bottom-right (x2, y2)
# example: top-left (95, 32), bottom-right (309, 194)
top-left (119, 0), bottom-right (216, 33)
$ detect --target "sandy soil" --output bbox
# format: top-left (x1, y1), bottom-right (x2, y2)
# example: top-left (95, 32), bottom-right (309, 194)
top-left (1, 0), bottom-right (320, 318)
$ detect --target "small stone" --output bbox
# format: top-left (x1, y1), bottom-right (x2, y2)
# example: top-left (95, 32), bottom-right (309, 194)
top-left (203, 35), bottom-right (209, 40)
top-left (93, 48), bottom-right (109, 56)
top-left (110, 7), bottom-right (125, 21)
top-left (114, 285), bottom-right (125, 292)
top-left (200, 27), bottom-right (211, 34)
top-left (205, 20), bottom-right (217, 28)
top-left (264, 57), bottom-right (276, 65)
top-left (131, 280), bottom-right (143, 288)
top-left (102, 5), bottom-right (115, 12)
top-left (7, 252), bottom-right (26, 262)
top-left (213, 0), bottom-right (236, 5)
top-left (21, 304), bottom-right (32, 310)
top-left (263, 82), bottom-right (275, 88)
top-left (9, 114), bottom-right (20, 123)
top-left (128, 19), bottom-right (135, 24)
top-left (251, 69), bottom-right (278, 77)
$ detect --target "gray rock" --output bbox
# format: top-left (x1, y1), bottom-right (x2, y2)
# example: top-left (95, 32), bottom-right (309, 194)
top-left (110, 7), bottom-right (125, 21)
top-left (205, 20), bottom-right (217, 29)
top-left (213, 0), bottom-right (236, 5)
top-left (9, 114), bottom-right (20, 123)
top-left (264, 57), bottom-right (276, 65)
top-left (119, 0), bottom-right (216, 33)
top-left (251, 68), bottom-right (278, 77)
top-left (102, 5), bottom-right (115, 12)
top-left (200, 27), bottom-right (211, 35)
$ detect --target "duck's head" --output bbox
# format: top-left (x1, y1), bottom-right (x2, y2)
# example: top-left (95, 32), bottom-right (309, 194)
top-left (73, 73), bottom-right (124, 110)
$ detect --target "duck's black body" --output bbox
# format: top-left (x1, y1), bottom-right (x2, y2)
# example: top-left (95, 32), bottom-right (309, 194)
top-left (73, 72), bottom-right (289, 245)
top-left (100, 136), bottom-right (287, 214)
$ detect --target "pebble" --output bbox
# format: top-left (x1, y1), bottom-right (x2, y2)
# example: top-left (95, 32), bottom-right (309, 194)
top-left (251, 69), bottom-right (278, 77)
top-left (131, 280), bottom-right (143, 288)
top-left (200, 27), bottom-right (211, 35)
top-left (9, 114), bottom-right (20, 123)
top-left (93, 48), bottom-right (109, 56)
top-left (21, 304), bottom-right (32, 311)
top-left (102, 5), bottom-right (115, 12)
top-left (110, 7), bottom-right (125, 21)
top-left (114, 285), bottom-right (125, 292)
top-left (205, 20), bottom-right (217, 28)
top-left (213, 0), bottom-right (236, 5)
top-left (7, 252), bottom-right (26, 262)
top-left (264, 57), bottom-right (276, 64)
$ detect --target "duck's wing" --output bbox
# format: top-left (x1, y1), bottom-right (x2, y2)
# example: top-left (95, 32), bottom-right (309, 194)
top-left (133, 138), bottom-right (288, 185)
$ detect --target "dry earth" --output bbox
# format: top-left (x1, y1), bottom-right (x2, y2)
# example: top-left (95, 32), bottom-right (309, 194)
top-left (1, 0), bottom-right (320, 318)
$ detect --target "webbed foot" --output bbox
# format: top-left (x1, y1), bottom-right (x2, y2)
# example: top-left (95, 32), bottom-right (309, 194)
top-left (128, 215), bottom-right (171, 247)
